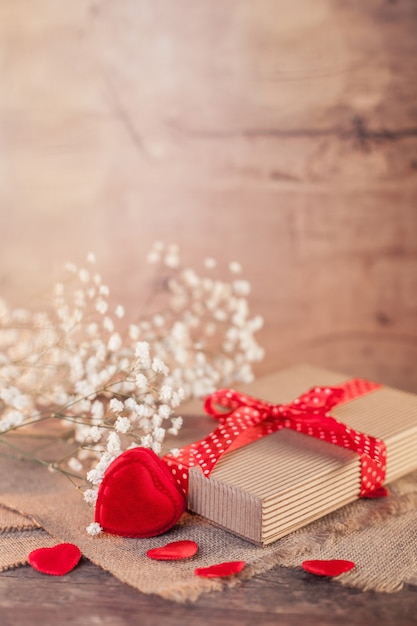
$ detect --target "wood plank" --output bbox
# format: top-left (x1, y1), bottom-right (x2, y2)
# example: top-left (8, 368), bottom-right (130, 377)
top-left (1, 558), bottom-right (416, 626)
top-left (0, 0), bottom-right (416, 394)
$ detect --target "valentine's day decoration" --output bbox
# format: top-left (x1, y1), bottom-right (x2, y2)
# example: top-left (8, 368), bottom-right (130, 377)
top-left (0, 244), bottom-right (263, 535)
top-left (194, 561), bottom-right (246, 578)
top-left (28, 543), bottom-right (82, 576)
top-left (94, 447), bottom-right (185, 537)
top-left (166, 365), bottom-right (417, 545)
top-left (302, 559), bottom-right (355, 576)
top-left (146, 540), bottom-right (199, 560)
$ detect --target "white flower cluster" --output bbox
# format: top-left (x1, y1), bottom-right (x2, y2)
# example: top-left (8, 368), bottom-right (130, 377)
top-left (0, 245), bottom-right (264, 524)
top-left (135, 242), bottom-right (264, 399)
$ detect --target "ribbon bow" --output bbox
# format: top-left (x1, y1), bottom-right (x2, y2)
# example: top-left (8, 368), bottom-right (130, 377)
top-left (164, 380), bottom-right (387, 498)
top-left (204, 385), bottom-right (345, 424)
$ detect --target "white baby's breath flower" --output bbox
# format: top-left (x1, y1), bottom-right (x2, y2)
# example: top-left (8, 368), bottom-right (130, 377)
top-left (152, 314), bottom-right (165, 327)
top-left (83, 488), bottom-right (98, 505)
top-left (214, 309), bottom-right (227, 322)
top-left (151, 441), bottom-right (162, 455)
top-left (135, 403), bottom-right (153, 418)
top-left (135, 373), bottom-right (148, 390)
top-left (109, 398), bottom-right (124, 414)
top-left (151, 413), bottom-right (163, 429)
top-left (68, 457), bottom-right (83, 473)
top-left (232, 279), bottom-right (251, 296)
top-left (152, 427), bottom-right (166, 443)
top-left (159, 384), bottom-right (173, 402)
top-left (204, 257), bottom-right (217, 269)
top-left (54, 282), bottom-right (64, 297)
top-left (151, 357), bottom-right (169, 376)
top-left (135, 341), bottom-right (151, 368)
top-left (114, 305), bottom-right (125, 319)
top-left (106, 431), bottom-right (121, 455)
top-left (79, 268), bottom-right (90, 283)
top-left (158, 404), bottom-right (171, 419)
top-left (87, 252), bottom-right (96, 264)
top-left (147, 249), bottom-right (161, 264)
top-left (103, 316), bottom-right (114, 333)
top-left (95, 298), bottom-right (108, 315)
top-left (164, 252), bottom-right (180, 268)
top-left (91, 400), bottom-right (104, 421)
top-left (87, 321), bottom-right (98, 335)
top-left (86, 522), bottom-right (102, 536)
top-left (115, 416), bottom-right (131, 433)
top-left (87, 426), bottom-right (104, 443)
top-left (124, 397), bottom-right (137, 411)
top-left (171, 388), bottom-right (185, 408)
top-left (0, 410), bottom-right (24, 431)
top-left (169, 416), bottom-right (183, 433)
top-left (141, 434), bottom-right (153, 448)
top-left (65, 261), bottom-right (77, 273)
top-left (183, 269), bottom-right (199, 288)
top-left (129, 324), bottom-right (140, 340)
top-left (86, 467), bottom-right (104, 485)
top-left (107, 332), bottom-right (122, 352)
top-left (134, 341), bottom-right (149, 358)
top-left (229, 261), bottom-right (242, 274)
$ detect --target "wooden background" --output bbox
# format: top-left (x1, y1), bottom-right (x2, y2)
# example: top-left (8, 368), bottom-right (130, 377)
top-left (0, 0), bottom-right (416, 392)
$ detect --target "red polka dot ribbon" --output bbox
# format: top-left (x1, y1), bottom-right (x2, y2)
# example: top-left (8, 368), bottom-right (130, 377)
top-left (163, 379), bottom-right (386, 498)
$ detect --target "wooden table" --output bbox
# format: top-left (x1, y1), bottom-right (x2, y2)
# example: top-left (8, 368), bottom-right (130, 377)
top-left (1, 414), bottom-right (416, 626)
top-left (1, 556), bottom-right (416, 626)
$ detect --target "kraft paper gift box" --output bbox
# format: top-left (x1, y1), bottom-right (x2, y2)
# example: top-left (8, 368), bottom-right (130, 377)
top-left (183, 365), bottom-right (417, 546)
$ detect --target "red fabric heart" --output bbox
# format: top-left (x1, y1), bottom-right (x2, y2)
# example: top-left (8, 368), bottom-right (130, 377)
top-left (146, 540), bottom-right (199, 560)
top-left (302, 559), bottom-right (355, 577)
top-left (195, 561), bottom-right (246, 578)
top-left (28, 543), bottom-right (81, 576)
top-left (95, 447), bottom-right (186, 538)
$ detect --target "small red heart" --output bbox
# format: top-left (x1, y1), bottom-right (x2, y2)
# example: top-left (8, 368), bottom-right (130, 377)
top-left (95, 447), bottom-right (185, 538)
top-left (195, 561), bottom-right (246, 578)
top-left (302, 559), bottom-right (355, 577)
top-left (146, 540), bottom-right (199, 560)
top-left (28, 543), bottom-right (81, 576)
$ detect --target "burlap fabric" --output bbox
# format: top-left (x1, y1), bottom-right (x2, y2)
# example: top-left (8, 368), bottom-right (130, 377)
top-left (0, 446), bottom-right (416, 602)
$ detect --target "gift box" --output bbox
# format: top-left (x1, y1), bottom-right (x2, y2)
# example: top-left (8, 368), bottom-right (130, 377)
top-left (181, 365), bottom-right (417, 546)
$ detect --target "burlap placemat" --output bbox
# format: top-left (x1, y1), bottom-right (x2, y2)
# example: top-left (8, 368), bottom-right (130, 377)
top-left (0, 504), bottom-right (48, 571)
top-left (0, 445), bottom-right (416, 601)
top-left (0, 528), bottom-right (55, 571)
top-left (0, 505), bottom-right (40, 533)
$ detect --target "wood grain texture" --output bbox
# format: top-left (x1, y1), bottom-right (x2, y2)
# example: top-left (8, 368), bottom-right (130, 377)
top-left (0, 0), bottom-right (416, 399)
top-left (1, 412), bottom-right (417, 624)
top-left (1, 559), bottom-right (417, 626)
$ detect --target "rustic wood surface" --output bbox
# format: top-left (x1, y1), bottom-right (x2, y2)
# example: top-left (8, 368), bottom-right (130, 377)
top-left (0, 2), bottom-right (416, 622)
top-left (1, 411), bottom-right (417, 625)
top-left (0, 0), bottom-right (416, 393)
top-left (1, 558), bottom-right (416, 626)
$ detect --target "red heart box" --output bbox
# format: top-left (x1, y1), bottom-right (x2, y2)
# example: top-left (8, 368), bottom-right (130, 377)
top-left (28, 543), bottom-right (81, 576)
top-left (95, 447), bottom-right (186, 537)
